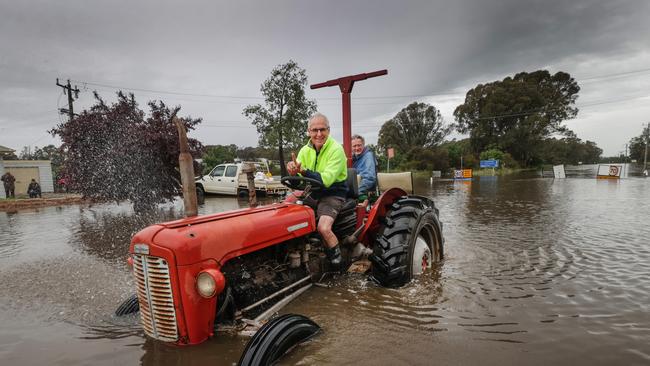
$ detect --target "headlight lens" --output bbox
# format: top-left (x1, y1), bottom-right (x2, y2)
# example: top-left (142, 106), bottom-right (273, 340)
top-left (196, 271), bottom-right (217, 298)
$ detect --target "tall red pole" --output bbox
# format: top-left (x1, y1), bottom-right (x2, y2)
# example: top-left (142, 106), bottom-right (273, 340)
top-left (311, 70), bottom-right (387, 168)
top-left (341, 86), bottom-right (352, 167)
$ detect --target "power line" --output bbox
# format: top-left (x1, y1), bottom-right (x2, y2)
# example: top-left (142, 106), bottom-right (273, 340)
top-left (70, 79), bottom-right (265, 100)
top-left (197, 93), bottom-right (649, 128)
top-left (580, 67), bottom-right (650, 82)
top-left (66, 66), bottom-right (650, 104)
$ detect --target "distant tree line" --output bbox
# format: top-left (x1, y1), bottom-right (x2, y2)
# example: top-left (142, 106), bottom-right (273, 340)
top-left (35, 61), bottom-right (649, 209)
top-left (628, 124), bottom-right (649, 164)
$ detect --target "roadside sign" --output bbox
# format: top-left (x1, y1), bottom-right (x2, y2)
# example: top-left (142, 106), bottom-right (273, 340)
top-left (454, 169), bottom-right (473, 179)
top-left (553, 165), bottom-right (566, 179)
top-left (480, 159), bottom-right (499, 168)
top-left (387, 148), bottom-right (394, 159)
top-left (597, 164), bottom-right (623, 179)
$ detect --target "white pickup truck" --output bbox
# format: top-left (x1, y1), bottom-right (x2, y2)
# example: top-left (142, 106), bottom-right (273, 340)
top-left (195, 162), bottom-right (289, 197)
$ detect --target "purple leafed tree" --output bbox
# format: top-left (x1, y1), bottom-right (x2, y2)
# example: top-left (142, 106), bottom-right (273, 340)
top-left (51, 92), bottom-right (203, 211)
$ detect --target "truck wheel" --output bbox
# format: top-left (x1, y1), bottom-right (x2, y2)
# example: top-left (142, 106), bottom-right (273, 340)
top-left (238, 314), bottom-right (320, 366)
top-left (115, 293), bottom-right (139, 316)
top-left (370, 197), bottom-right (442, 288)
top-left (196, 186), bottom-right (205, 205)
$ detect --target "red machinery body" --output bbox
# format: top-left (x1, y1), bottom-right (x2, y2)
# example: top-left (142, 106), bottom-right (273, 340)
top-left (125, 70), bottom-right (418, 347)
top-left (129, 202), bottom-right (315, 345)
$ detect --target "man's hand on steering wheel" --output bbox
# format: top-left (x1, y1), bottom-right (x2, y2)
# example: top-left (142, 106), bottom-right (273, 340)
top-left (280, 175), bottom-right (325, 191)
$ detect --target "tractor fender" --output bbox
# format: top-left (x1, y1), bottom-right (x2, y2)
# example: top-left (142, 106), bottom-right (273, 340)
top-left (238, 314), bottom-right (320, 366)
top-left (358, 187), bottom-right (407, 243)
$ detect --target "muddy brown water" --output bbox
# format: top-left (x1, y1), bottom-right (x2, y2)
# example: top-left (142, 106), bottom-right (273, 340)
top-left (1, 176), bottom-right (649, 365)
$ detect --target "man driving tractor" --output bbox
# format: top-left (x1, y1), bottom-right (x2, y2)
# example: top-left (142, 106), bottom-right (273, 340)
top-left (286, 113), bottom-right (348, 266)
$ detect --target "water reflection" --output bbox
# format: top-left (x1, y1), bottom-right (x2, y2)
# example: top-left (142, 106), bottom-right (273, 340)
top-left (72, 206), bottom-right (182, 264)
top-left (0, 211), bottom-right (23, 258)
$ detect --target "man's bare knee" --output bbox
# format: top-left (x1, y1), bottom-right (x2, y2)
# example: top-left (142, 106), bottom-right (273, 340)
top-left (318, 215), bottom-right (334, 234)
top-left (317, 216), bottom-right (338, 247)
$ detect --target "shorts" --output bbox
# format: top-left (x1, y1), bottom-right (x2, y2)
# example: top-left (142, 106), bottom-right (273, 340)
top-left (316, 196), bottom-right (346, 219)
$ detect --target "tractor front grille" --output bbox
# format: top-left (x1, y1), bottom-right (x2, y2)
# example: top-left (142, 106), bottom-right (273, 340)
top-left (132, 254), bottom-right (179, 342)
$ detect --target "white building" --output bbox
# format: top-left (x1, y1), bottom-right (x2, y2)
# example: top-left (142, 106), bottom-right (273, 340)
top-left (0, 158), bottom-right (54, 198)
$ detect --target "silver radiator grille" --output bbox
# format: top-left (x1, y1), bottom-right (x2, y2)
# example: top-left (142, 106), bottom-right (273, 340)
top-left (132, 254), bottom-right (179, 342)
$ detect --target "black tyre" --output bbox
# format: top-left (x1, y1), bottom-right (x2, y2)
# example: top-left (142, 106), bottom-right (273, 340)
top-left (238, 314), bottom-right (320, 366)
top-left (370, 196), bottom-right (443, 288)
top-left (196, 185), bottom-right (205, 205)
top-left (115, 293), bottom-right (139, 316)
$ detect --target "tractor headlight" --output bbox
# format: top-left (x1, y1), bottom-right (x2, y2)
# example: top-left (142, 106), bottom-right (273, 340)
top-left (196, 269), bottom-right (226, 298)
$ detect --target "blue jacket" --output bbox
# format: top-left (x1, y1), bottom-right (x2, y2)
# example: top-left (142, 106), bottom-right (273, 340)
top-left (352, 147), bottom-right (377, 195)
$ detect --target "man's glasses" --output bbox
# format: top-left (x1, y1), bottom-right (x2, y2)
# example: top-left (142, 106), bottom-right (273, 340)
top-left (309, 127), bottom-right (329, 134)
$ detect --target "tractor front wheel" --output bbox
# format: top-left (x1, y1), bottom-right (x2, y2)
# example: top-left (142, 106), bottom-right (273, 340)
top-left (370, 197), bottom-right (442, 288)
top-left (238, 314), bottom-right (320, 366)
top-left (114, 293), bottom-right (139, 316)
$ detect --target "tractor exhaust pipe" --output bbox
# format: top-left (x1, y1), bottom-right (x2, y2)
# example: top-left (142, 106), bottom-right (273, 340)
top-left (173, 116), bottom-right (198, 217)
top-left (241, 162), bottom-right (258, 208)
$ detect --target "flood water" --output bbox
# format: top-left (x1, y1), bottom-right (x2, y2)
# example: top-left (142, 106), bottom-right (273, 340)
top-left (1, 175), bottom-right (649, 365)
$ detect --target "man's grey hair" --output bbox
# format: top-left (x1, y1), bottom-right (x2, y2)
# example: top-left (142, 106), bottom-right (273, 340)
top-left (308, 112), bottom-right (330, 129)
top-left (351, 134), bottom-right (365, 144)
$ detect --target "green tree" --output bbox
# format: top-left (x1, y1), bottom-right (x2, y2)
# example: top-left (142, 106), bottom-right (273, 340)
top-left (538, 135), bottom-right (602, 165)
top-left (629, 124), bottom-right (649, 164)
top-left (24, 144), bottom-right (66, 177)
top-left (19, 144), bottom-right (66, 178)
top-left (50, 92), bottom-right (203, 211)
top-left (439, 139), bottom-right (472, 170)
top-left (243, 60), bottom-right (317, 176)
top-left (202, 144), bottom-right (237, 174)
top-left (403, 147), bottom-right (450, 172)
top-left (479, 147), bottom-right (518, 169)
top-left (454, 70), bottom-right (580, 166)
top-left (378, 102), bottom-right (451, 155)
top-left (479, 148), bottom-right (505, 162)
top-left (370, 144), bottom-right (407, 172)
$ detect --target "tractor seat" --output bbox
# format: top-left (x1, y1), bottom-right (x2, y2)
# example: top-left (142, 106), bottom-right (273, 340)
top-left (346, 168), bottom-right (359, 199)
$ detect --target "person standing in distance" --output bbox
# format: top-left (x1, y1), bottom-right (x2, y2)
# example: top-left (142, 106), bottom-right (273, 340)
top-left (287, 113), bottom-right (348, 266)
top-left (1, 171), bottom-right (16, 198)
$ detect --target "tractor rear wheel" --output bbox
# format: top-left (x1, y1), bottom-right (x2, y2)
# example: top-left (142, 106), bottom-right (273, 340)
top-left (370, 197), bottom-right (442, 288)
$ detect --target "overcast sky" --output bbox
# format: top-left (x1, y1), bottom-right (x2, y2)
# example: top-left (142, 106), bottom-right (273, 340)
top-left (1, 0), bottom-right (649, 157)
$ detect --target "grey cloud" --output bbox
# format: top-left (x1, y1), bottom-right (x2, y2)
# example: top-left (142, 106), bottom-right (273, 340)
top-left (1, 0), bottom-right (649, 155)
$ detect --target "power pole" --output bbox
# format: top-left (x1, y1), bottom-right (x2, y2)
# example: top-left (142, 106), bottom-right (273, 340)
top-left (56, 78), bottom-right (80, 122)
top-left (643, 122), bottom-right (650, 174)
top-left (623, 144), bottom-right (630, 178)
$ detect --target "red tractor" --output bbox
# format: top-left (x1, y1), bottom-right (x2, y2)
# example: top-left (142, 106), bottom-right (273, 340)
top-left (116, 70), bottom-right (444, 364)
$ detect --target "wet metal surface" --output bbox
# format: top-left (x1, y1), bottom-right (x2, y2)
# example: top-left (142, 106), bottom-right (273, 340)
top-left (1, 177), bottom-right (649, 365)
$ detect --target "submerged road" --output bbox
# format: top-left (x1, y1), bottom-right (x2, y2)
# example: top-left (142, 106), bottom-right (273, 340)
top-left (1, 175), bottom-right (649, 365)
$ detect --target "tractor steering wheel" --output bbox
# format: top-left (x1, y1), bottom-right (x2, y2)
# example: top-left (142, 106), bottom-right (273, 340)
top-left (280, 175), bottom-right (325, 192)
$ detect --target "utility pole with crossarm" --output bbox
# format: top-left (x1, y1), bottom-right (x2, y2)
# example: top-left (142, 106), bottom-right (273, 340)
top-left (56, 78), bottom-right (80, 122)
